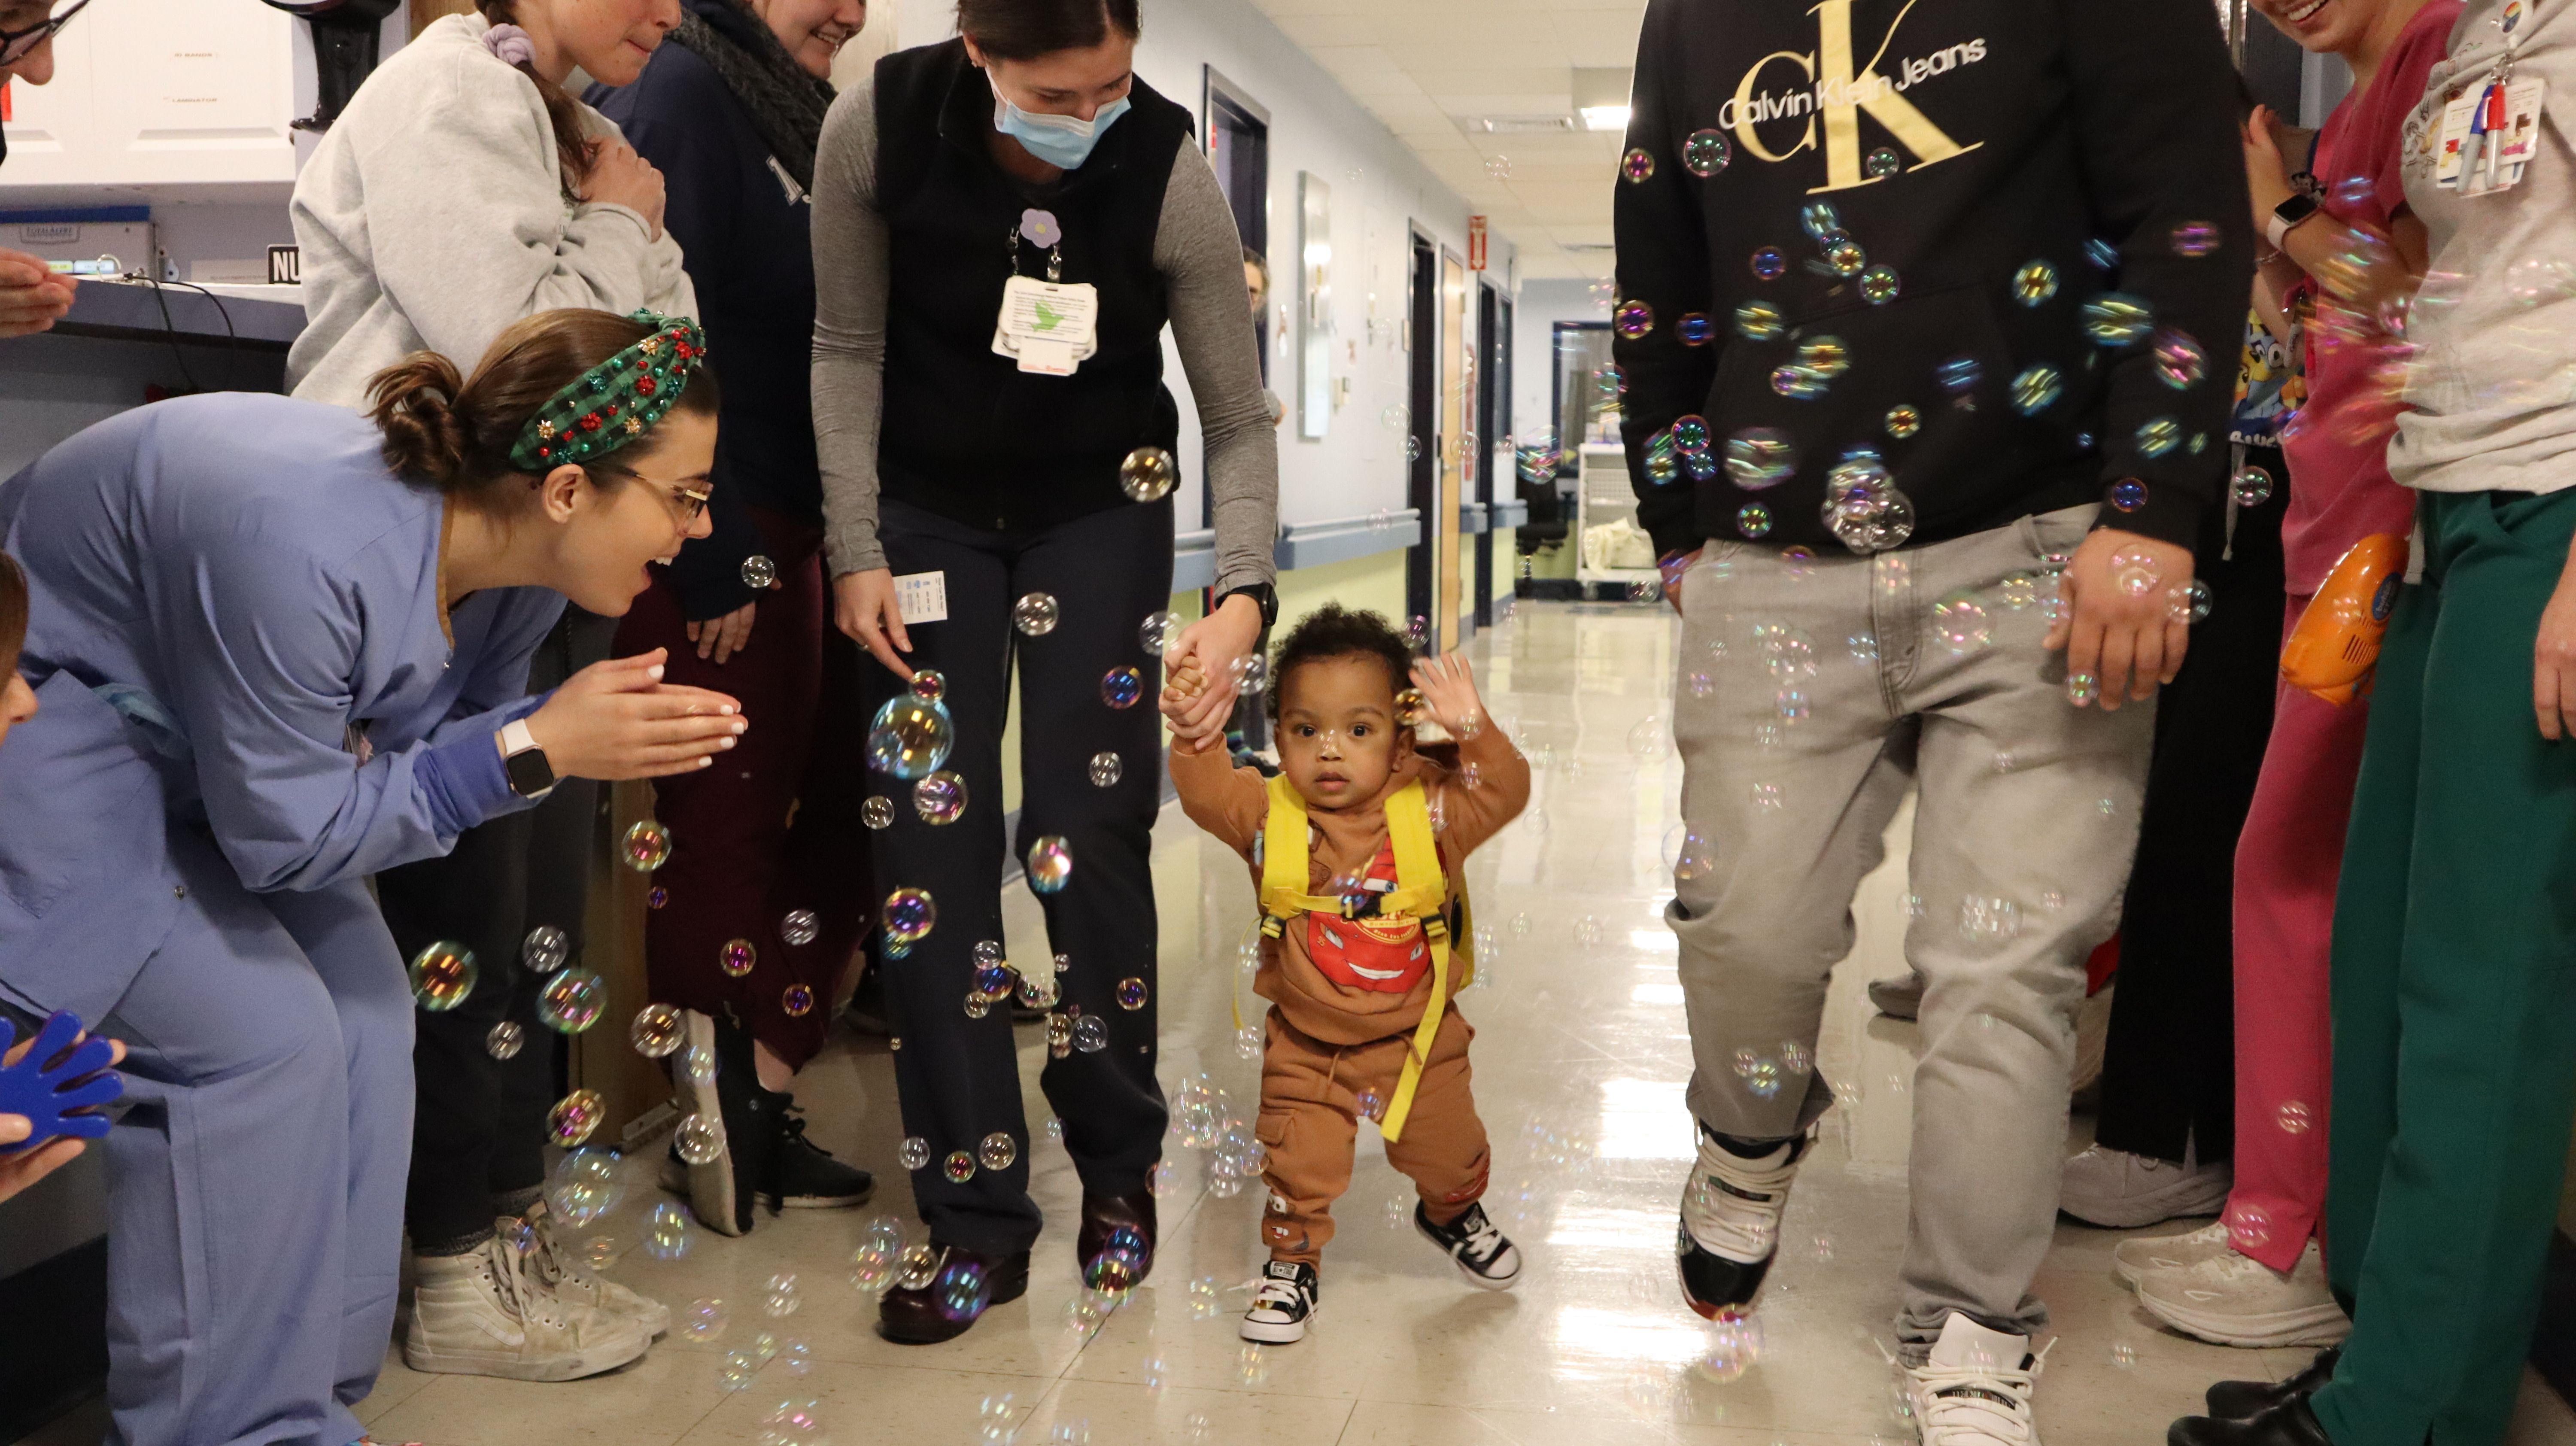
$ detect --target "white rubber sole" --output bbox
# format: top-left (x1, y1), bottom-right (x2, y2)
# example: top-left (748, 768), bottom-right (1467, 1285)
top-left (675, 1011), bottom-right (742, 1238)
top-left (401, 1334), bottom-right (648, 1382)
top-left (2138, 1289), bottom-right (2352, 1349)
top-left (1239, 1310), bottom-right (1310, 1344)
top-left (2060, 1178), bottom-right (2233, 1233)
top-left (1415, 1215), bottom-right (1522, 1291)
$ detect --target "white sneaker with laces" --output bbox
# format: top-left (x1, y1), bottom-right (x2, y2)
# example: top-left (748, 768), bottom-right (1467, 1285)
top-left (2112, 1219), bottom-right (2234, 1287)
top-left (1676, 1129), bottom-right (1801, 1316)
top-left (522, 1200), bottom-right (671, 1337)
top-left (1414, 1200), bottom-right (1522, 1290)
top-left (404, 1233), bottom-right (650, 1381)
top-left (2058, 1140), bottom-right (2231, 1229)
top-left (1239, 1260), bottom-right (1318, 1344)
top-left (2135, 1240), bottom-right (2350, 1348)
top-left (1903, 1312), bottom-right (2049, 1446)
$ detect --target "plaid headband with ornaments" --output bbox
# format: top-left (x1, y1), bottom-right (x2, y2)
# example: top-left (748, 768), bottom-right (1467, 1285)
top-left (508, 310), bottom-right (711, 471)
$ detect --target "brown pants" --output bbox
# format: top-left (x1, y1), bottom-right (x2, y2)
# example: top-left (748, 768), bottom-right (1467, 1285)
top-left (1254, 1004), bottom-right (1491, 1267)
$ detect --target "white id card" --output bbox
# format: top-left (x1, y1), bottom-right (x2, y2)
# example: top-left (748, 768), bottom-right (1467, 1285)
top-left (2496, 77), bottom-right (2547, 174)
top-left (990, 275), bottom-right (1100, 376)
top-left (895, 571), bottom-right (948, 624)
top-left (2438, 89), bottom-right (2478, 188)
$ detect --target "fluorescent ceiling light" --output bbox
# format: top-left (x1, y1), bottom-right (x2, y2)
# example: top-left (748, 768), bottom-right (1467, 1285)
top-left (1578, 104), bottom-right (1631, 132)
top-left (1571, 68), bottom-right (1633, 133)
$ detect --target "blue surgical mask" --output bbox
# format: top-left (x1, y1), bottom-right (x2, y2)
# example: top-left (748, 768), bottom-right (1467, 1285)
top-left (993, 92), bottom-right (1130, 171)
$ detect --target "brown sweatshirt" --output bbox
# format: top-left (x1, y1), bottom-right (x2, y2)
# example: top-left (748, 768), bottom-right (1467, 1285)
top-left (1170, 727), bottom-right (1531, 1047)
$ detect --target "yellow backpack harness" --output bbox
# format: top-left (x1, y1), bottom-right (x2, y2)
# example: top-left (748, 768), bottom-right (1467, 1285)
top-left (1255, 774), bottom-right (1470, 1142)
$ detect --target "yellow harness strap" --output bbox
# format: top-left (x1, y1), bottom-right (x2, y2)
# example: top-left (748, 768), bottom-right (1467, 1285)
top-left (1256, 775), bottom-right (1462, 1142)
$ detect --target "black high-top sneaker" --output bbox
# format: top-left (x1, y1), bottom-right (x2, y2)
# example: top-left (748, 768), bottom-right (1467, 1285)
top-left (1414, 1201), bottom-right (1522, 1289)
top-left (763, 1103), bottom-right (873, 1209)
top-left (1676, 1124), bottom-right (1808, 1318)
top-left (1239, 1259), bottom-right (1318, 1343)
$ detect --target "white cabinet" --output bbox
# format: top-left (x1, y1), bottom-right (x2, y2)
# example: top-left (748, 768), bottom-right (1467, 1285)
top-left (1, 0), bottom-right (300, 191)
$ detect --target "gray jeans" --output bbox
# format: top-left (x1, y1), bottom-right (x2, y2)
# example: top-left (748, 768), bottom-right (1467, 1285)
top-left (1668, 505), bottom-right (2153, 1344)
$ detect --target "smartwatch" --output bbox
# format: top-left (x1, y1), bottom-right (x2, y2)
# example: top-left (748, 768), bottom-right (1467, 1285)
top-left (1215, 582), bottom-right (1279, 630)
top-left (2265, 193), bottom-right (2323, 251)
top-left (500, 718), bottom-right (557, 800)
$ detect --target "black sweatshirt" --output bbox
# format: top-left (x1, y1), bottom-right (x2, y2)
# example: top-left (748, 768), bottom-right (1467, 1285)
top-left (1613, 0), bottom-right (2252, 560)
top-left (591, 0), bottom-right (823, 621)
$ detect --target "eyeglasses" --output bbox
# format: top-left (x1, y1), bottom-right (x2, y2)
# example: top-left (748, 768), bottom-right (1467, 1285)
top-left (589, 463), bottom-right (711, 526)
top-left (1, 0), bottom-right (87, 68)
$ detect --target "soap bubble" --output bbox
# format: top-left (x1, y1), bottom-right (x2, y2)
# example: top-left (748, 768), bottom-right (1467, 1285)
top-left (2227, 1203), bottom-right (2272, 1251)
top-left (538, 969), bottom-right (605, 1033)
top-left (2111, 1342), bottom-right (2139, 1369)
top-left (2111, 547), bottom-right (2163, 598)
top-left (740, 554), bottom-right (777, 590)
top-left (883, 887), bottom-right (936, 943)
top-left (1139, 611), bottom-right (1179, 656)
top-left (1750, 247), bottom-right (1788, 281)
top-left (2011, 261), bottom-right (2060, 307)
top-left (1859, 265), bottom-right (1902, 304)
top-left (2081, 292), bottom-right (2154, 346)
top-left (486, 1021), bottom-right (524, 1060)
top-left (719, 1351), bottom-right (756, 1391)
top-left (2135, 416), bottom-right (2182, 458)
top-left (680, 1045), bottom-right (717, 1087)
top-left (943, 1150), bottom-right (976, 1184)
top-left (763, 1273), bottom-right (802, 1318)
top-left (621, 820), bottom-right (674, 871)
top-left (1073, 1015), bottom-right (1109, 1053)
top-left (898, 1136), bottom-right (931, 1171)
top-left (1116, 977), bottom-right (1148, 1010)
top-left (1721, 428), bottom-right (1797, 490)
top-left (781, 910), bottom-right (819, 947)
top-left (1026, 837), bottom-right (1074, 893)
top-left (1823, 240), bottom-right (1867, 276)
top-left (936, 1258), bottom-right (994, 1321)
top-left (548, 1148), bottom-right (624, 1225)
top-left (1734, 299), bottom-right (1785, 340)
top-left (979, 1132), bottom-right (1019, 1171)
top-left (1937, 356), bottom-right (1983, 395)
top-left (910, 669), bottom-right (946, 702)
top-left (862, 795), bottom-right (895, 829)
top-left (1799, 201), bottom-right (1841, 240)
top-left (720, 938), bottom-right (758, 977)
top-left (2085, 237), bottom-right (2121, 269)
top-left (2109, 478), bottom-right (2148, 513)
top-left (782, 984), bottom-right (814, 1017)
top-left (1012, 593), bottom-right (1060, 637)
top-left (867, 695), bottom-right (956, 779)
top-left (521, 924), bottom-right (568, 975)
top-left (1696, 1310), bottom-right (1766, 1382)
top-left (2503, 257), bottom-right (2576, 308)
top-left (1614, 300), bottom-right (1655, 338)
top-left (913, 771), bottom-right (968, 824)
top-left (1683, 129), bottom-right (1730, 176)
top-left (972, 961), bottom-right (1015, 1002)
top-left (1676, 312), bottom-right (1716, 345)
top-left (1088, 751), bottom-right (1123, 788)
top-left (1864, 146), bottom-right (1901, 179)
top-left (1484, 155), bottom-right (1511, 180)
top-left (1795, 337), bottom-right (1850, 377)
top-left (630, 1002), bottom-right (684, 1057)
top-left (547, 1089), bottom-right (605, 1148)
top-left (2169, 221), bottom-right (2221, 257)
top-left (2276, 1100), bottom-right (2312, 1135)
top-left (408, 941), bottom-right (477, 1011)
top-left (1620, 147), bottom-right (1655, 182)
top-left (1999, 573), bottom-right (2038, 610)
top-left (2010, 365), bottom-right (2062, 415)
top-left (645, 1201), bottom-right (693, 1261)
top-left (1101, 667), bottom-right (1144, 708)
top-left (677, 1113), bottom-right (724, 1165)
top-left (1959, 896), bottom-right (2022, 944)
top-left (1119, 447), bottom-right (1176, 501)
top-left (1628, 579), bottom-right (1665, 603)
top-left (647, 886), bottom-right (668, 908)
top-left (2232, 466), bottom-right (2275, 507)
top-left (2151, 328), bottom-right (2207, 389)
top-left (2066, 671), bottom-right (2100, 706)
top-left (1932, 590), bottom-right (1991, 653)
top-left (2167, 579), bottom-right (2213, 623)
top-left (683, 1298), bottom-right (728, 1342)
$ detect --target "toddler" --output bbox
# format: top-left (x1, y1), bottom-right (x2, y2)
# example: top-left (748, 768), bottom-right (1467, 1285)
top-left (1161, 605), bottom-right (1530, 1343)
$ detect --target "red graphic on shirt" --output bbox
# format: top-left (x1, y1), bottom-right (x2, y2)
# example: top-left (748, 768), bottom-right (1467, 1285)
top-left (1305, 843), bottom-right (1430, 993)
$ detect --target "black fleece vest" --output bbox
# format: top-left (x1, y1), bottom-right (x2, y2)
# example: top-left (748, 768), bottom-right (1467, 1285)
top-left (872, 40), bottom-right (1188, 535)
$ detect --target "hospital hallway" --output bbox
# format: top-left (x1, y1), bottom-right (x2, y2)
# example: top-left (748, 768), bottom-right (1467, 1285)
top-left (32, 601), bottom-right (2576, 1446)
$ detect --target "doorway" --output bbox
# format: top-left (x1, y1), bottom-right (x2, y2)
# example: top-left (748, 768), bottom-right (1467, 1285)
top-left (1405, 231), bottom-right (1436, 640)
top-left (1473, 279), bottom-right (1508, 629)
top-left (1203, 69), bottom-right (1270, 374)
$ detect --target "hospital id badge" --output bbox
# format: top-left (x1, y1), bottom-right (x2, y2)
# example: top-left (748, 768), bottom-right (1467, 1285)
top-left (990, 275), bottom-right (1099, 377)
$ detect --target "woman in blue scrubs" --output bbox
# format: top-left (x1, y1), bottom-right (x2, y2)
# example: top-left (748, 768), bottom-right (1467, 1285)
top-left (0, 307), bottom-right (741, 1446)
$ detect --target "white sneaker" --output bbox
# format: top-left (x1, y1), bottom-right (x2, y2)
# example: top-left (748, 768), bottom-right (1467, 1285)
top-left (1239, 1260), bottom-right (1318, 1344)
top-left (1903, 1312), bottom-right (2048, 1446)
top-left (522, 1200), bottom-right (671, 1337)
top-left (2058, 1141), bottom-right (2231, 1229)
top-left (2112, 1219), bottom-right (2234, 1287)
top-left (1676, 1129), bottom-right (1803, 1317)
top-left (2136, 1240), bottom-right (2351, 1348)
top-left (404, 1233), bottom-right (650, 1381)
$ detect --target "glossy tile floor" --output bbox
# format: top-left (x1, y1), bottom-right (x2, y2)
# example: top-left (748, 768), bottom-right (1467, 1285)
top-left (29, 602), bottom-right (2576, 1446)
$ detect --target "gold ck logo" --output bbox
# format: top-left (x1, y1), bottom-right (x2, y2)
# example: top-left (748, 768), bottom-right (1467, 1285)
top-left (1729, 0), bottom-right (1985, 194)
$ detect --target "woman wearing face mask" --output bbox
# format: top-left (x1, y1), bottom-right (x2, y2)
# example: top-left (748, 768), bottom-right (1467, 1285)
top-left (0, 309), bottom-right (737, 1446)
top-left (587, 0), bottom-right (880, 1242)
top-left (287, 0), bottom-right (705, 1379)
top-left (811, 0), bottom-right (1277, 1344)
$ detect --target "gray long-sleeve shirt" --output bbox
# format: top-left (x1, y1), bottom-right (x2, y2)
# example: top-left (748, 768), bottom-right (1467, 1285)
top-left (809, 79), bottom-right (1279, 593)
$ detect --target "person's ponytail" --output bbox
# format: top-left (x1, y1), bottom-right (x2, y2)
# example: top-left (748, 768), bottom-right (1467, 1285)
top-left (477, 0), bottom-right (594, 191)
top-left (366, 309), bottom-right (721, 508)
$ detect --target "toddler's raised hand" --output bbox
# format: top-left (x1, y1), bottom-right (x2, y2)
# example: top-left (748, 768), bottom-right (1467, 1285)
top-left (1407, 652), bottom-right (1488, 738)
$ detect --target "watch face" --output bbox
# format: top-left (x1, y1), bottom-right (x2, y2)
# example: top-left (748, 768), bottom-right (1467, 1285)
top-left (507, 747), bottom-right (556, 797)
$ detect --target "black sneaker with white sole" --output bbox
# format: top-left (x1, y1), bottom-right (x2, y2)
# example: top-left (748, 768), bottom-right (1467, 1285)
top-left (1676, 1124), bottom-right (1807, 1318)
top-left (1414, 1201), bottom-right (1522, 1289)
top-left (765, 1106), bottom-right (872, 1209)
top-left (1239, 1260), bottom-right (1318, 1344)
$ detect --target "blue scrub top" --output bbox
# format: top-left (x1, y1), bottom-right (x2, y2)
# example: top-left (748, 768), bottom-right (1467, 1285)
top-left (0, 393), bottom-right (564, 1022)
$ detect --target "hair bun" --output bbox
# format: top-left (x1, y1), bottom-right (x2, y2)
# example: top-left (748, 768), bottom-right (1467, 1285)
top-left (367, 352), bottom-right (472, 484)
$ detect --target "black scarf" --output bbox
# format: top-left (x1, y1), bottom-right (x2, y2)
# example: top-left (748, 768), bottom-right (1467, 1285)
top-left (666, 3), bottom-right (835, 191)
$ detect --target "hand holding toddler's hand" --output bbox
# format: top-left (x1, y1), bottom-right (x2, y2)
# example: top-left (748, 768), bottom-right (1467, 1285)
top-left (1407, 652), bottom-right (1488, 738)
top-left (1159, 659), bottom-right (1225, 754)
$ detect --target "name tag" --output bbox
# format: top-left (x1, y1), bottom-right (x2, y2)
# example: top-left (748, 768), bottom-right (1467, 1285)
top-left (990, 275), bottom-right (1100, 377)
top-left (895, 571), bottom-right (948, 624)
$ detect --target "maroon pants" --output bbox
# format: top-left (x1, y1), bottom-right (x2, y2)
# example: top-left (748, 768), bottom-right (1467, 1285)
top-left (614, 507), bottom-right (872, 1069)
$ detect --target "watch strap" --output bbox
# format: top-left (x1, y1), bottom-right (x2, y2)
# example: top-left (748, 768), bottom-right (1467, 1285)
top-left (1217, 582), bottom-right (1279, 630)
